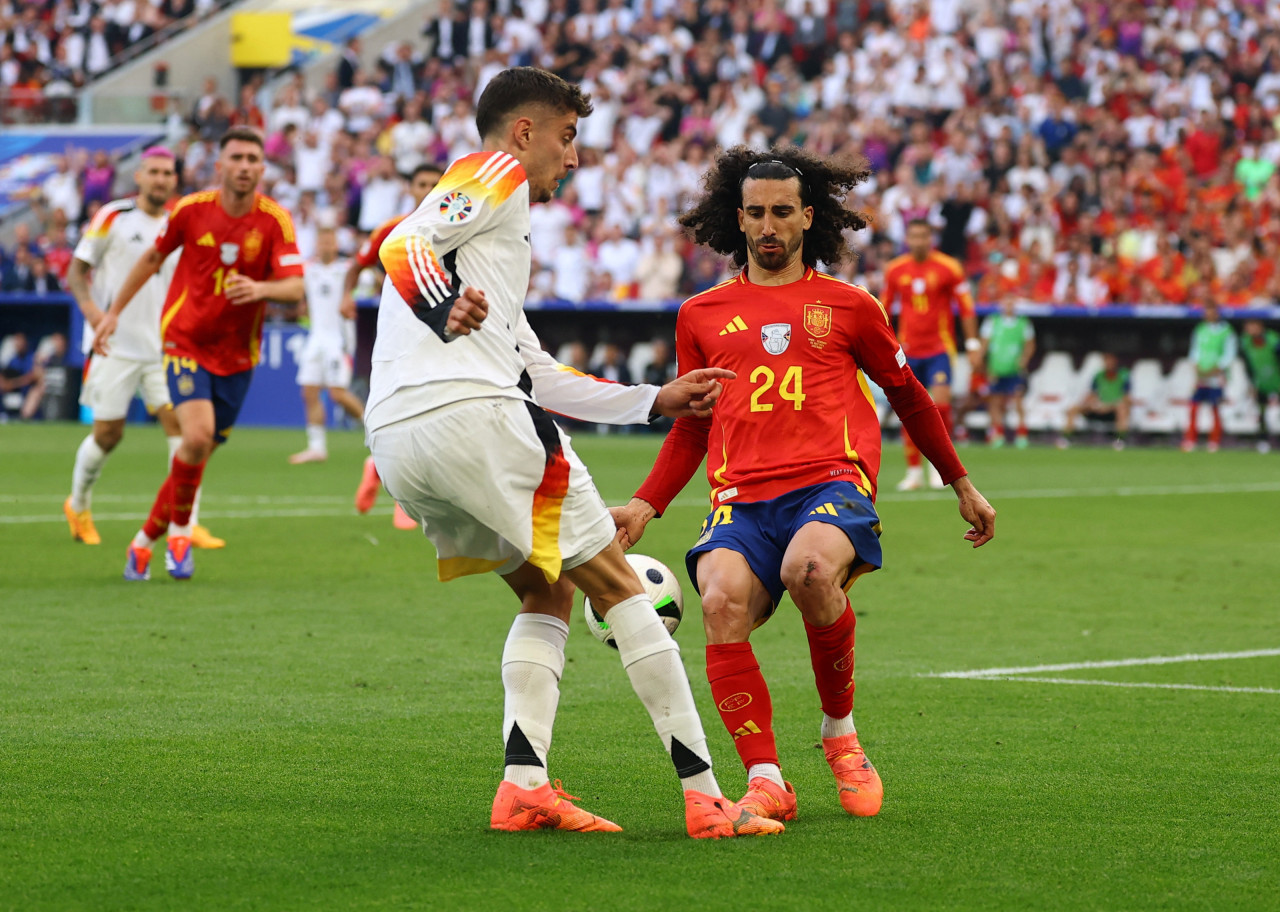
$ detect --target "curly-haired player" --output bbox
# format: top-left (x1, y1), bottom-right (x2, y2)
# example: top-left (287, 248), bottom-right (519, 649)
top-left (612, 146), bottom-right (997, 822)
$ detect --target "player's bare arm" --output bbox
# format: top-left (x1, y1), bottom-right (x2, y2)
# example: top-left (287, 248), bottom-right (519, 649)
top-left (952, 475), bottom-right (996, 548)
top-left (963, 313), bottom-right (982, 367)
top-left (94, 246), bottom-right (164, 354)
top-left (224, 273), bottom-right (305, 305)
top-left (651, 367), bottom-right (737, 418)
top-left (66, 258), bottom-right (103, 328)
top-left (340, 259), bottom-right (364, 319)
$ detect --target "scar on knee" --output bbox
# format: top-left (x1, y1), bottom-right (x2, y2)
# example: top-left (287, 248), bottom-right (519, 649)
top-left (804, 560), bottom-right (818, 586)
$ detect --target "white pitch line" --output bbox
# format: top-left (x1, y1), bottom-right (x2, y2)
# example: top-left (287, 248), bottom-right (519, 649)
top-left (0, 507), bottom-right (394, 524)
top-left (922, 648), bottom-right (1280, 679)
top-left (971, 676), bottom-right (1280, 696)
top-left (0, 493), bottom-right (355, 505)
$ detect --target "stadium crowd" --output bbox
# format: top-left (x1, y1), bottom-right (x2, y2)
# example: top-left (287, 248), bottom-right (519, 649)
top-left (7, 0), bottom-right (1280, 312)
top-left (0, 0), bottom-right (225, 122)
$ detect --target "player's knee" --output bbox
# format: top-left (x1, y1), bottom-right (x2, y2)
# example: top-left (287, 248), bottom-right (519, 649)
top-left (699, 587), bottom-right (753, 643)
top-left (183, 430), bottom-right (216, 461)
top-left (94, 426), bottom-right (123, 451)
top-left (780, 553), bottom-right (843, 601)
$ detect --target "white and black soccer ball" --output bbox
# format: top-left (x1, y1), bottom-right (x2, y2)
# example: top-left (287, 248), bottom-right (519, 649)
top-left (583, 553), bottom-right (684, 648)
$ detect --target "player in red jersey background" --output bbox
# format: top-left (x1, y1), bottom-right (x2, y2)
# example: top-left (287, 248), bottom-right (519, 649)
top-left (345, 162), bottom-right (443, 529)
top-left (612, 147), bottom-right (996, 823)
top-left (881, 220), bottom-right (980, 490)
top-left (95, 127), bottom-right (305, 581)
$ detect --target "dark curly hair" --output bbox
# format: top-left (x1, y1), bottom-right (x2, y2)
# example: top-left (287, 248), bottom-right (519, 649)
top-left (678, 146), bottom-right (873, 270)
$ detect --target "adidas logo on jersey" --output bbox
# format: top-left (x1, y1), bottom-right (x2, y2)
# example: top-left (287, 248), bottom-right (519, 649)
top-left (719, 316), bottom-right (748, 335)
top-left (197, 232), bottom-right (216, 247)
top-left (732, 721), bottom-right (762, 739)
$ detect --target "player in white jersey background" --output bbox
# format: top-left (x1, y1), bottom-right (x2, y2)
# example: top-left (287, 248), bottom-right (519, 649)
top-left (63, 147), bottom-right (223, 550)
top-left (288, 224), bottom-right (365, 464)
top-left (366, 67), bottom-right (780, 838)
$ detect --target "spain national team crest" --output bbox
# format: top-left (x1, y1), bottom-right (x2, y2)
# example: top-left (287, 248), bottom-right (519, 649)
top-left (220, 242), bottom-right (239, 266)
top-left (439, 191), bottom-right (473, 223)
top-left (761, 323), bottom-right (791, 355)
top-left (804, 303), bottom-right (832, 338)
top-left (243, 229), bottom-right (263, 263)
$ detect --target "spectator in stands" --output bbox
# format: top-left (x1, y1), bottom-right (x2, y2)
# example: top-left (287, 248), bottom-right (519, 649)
top-left (336, 36), bottom-right (362, 90)
top-left (636, 230), bottom-right (685, 303)
top-left (588, 341), bottom-right (632, 385)
top-left (1060, 353), bottom-right (1133, 451)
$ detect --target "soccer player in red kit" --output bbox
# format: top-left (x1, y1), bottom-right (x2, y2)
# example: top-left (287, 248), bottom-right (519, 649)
top-left (881, 219), bottom-right (979, 490)
top-left (95, 127), bottom-right (305, 580)
top-left (612, 149), bottom-right (996, 822)
top-left (346, 162), bottom-right (443, 529)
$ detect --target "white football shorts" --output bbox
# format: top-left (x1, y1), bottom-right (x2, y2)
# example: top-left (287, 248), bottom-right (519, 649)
top-left (79, 353), bottom-right (170, 421)
top-left (368, 395), bottom-right (616, 583)
top-left (295, 337), bottom-right (353, 389)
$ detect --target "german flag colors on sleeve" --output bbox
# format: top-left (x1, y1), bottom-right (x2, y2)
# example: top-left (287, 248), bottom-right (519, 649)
top-left (379, 151), bottom-right (526, 342)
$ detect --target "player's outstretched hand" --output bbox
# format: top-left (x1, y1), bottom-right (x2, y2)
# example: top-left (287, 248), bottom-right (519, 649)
top-left (446, 286), bottom-right (488, 337)
top-left (339, 294), bottom-right (357, 320)
top-left (92, 311), bottom-right (119, 355)
top-left (653, 367), bottom-right (737, 418)
top-left (609, 498), bottom-right (658, 550)
top-left (952, 476), bottom-right (996, 548)
top-left (224, 274), bottom-right (264, 305)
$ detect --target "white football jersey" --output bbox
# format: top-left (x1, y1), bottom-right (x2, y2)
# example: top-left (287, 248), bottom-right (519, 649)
top-left (303, 256), bottom-right (354, 352)
top-left (365, 150), bottom-right (658, 433)
top-left (74, 198), bottom-right (177, 362)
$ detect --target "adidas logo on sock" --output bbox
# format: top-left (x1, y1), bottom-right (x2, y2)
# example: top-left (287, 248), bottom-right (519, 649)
top-left (732, 720), bottom-right (762, 739)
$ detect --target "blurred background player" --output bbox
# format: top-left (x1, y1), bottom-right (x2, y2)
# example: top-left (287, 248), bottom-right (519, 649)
top-left (1239, 319), bottom-right (1280, 452)
top-left (288, 224), bottom-right (363, 465)
top-left (63, 148), bottom-right (223, 550)
top-left (366, 68), bottom-right (779, 839)
top-left (881, 219), bottom-right (979, 490)
top-left (1182, 301), bottom-right (1237, 453)
top-left (348, 162), bottom-right (443, 529)
top-left (979, 294), bottom-right (1036, 448)
top-left (611, 148), bottom-right (997, 823)
top-left (1060, 353), bottom-right (1133, 450)
top-left (95, 127), bottom-right (304, 580)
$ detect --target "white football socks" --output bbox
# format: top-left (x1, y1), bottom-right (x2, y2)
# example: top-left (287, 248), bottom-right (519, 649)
top-left (608, 594), bottom-right (720, 797)
top-left (748, 763), bottom-right (785, 788)
top-left (306, 424), bottom-right (326, 454)
top-left (500, 613), bottom-right (568, 790)
top-left (70, 435), bottom-right (108, 512)
top-left (821, 713), bottom-right (857, 739)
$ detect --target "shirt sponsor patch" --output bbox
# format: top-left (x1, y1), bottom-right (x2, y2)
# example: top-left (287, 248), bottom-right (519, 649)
top-left (895, 346), bottom-right (907, 367)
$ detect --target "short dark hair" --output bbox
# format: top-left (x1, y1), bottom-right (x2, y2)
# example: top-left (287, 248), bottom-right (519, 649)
top-left (679, 145), bottom-right (872, 270)
top-left (906, 218), bottom-right (933, 230)
top-left (474, 67), bottom-right (593, 140)
top-left (219, 126), bottom-right (265, 150)
top-left (410, 162), bottom-right (444, 182)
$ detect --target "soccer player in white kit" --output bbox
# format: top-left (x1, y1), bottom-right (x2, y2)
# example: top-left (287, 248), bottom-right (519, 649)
top-left (288, 225), bottom-right (365, 464)
top-left (366, 68), bottom-right (781, 838)
top-left (63, 147), bottom-right (223, 550)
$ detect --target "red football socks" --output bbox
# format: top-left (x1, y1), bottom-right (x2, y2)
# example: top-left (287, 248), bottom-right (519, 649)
top-left (706, 642), bottom-right (778, 770)
top-left (141, 475), bottom-right (173, 542)
top-left (804, 603), bottom-right (857, 719)
top-left (902, 428), bottom-right (922, 468)
top-left (170, 456), bottom-right (206, 528)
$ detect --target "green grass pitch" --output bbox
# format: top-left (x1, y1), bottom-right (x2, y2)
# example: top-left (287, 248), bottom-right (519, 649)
top-left (2, 422), bottom-right (1278, 911)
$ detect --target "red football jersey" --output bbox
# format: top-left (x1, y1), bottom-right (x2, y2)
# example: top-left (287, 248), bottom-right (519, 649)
top-left (881, 251), bottom-right (974, 359)
top-left (156, 190), bottom-right (304, 375)
top-left (355, 214), bottom-right (406, 268)
top-left (671, 268), bottom-right (912, 504)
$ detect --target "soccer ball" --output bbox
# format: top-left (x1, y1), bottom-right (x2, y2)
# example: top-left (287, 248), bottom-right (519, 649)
top-left (583, 554), bottom-right (684, 648)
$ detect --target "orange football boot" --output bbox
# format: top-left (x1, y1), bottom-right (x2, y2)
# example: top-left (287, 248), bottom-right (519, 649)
top-left (490, 780), bottom-right (622, 833)
top-left (191, 525), bottom-right (225, 549)
top-left (684, 790), bottom-right (785, 838)
top-left (823, 732), bottom-right (883, 817)
top-left (355, 457), bottom-right (380, 514)
top-left (63, 497), bottom-right (101, 544)
top-left (737, 777), bottom-right (798, 822)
